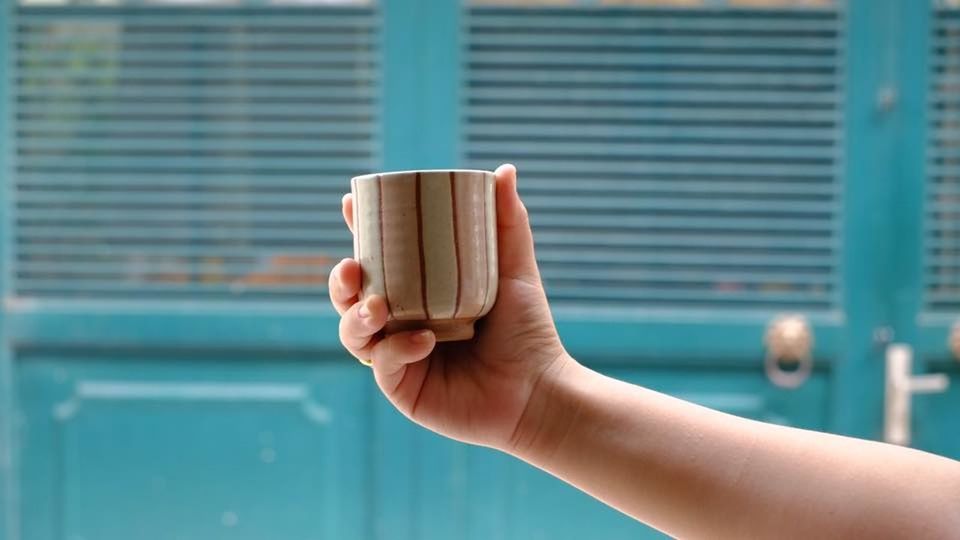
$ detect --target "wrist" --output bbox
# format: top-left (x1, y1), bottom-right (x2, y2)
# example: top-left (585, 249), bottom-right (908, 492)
top-left (503, 352), bottom-right (599, 463)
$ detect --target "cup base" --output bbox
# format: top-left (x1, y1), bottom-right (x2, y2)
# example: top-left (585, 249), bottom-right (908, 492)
top-left (385, 318), bottom-right (477, 342)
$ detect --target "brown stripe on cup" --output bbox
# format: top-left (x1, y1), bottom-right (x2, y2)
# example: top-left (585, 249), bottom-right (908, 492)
top-left (353, 176), bottom-right (383, 307)
top-left (379, 174), bottom-right (424, 321)
top-left (450, 172), bottom-right (464, 317)
top-left (419, 173), bottom-right (459, 319)
top-left (451, 171), bottom-right (489, 319)
top-left (478, 173), bottom-right (499, 316)
top-left (351, 177), bottom-right (359, 269)
top-left (414, 173), bottom-right (432, 319)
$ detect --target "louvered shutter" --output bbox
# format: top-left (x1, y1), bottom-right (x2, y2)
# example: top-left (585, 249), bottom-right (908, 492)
top-left (13, 3), bottom-right (378, 301)
top-left (463, 3), bottom-right (843, 314)
top-left (927, 3), bottom-right (960, 314)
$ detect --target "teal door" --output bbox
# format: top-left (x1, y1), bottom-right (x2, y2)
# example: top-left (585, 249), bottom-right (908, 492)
top-left (0, 1), bottom-right (957, 539)
top-left (2, 5), bottom-right (382, 540)
top-left (894, 1), bottom-right (960, 457)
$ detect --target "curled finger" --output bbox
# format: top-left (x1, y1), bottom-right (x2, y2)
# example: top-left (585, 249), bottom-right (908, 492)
top-left (329, 258), bottom-right (362, 315)
top-left (370, 329), bottom-right (435, 396)
top-left (339, 295), bottom-right (389, 359)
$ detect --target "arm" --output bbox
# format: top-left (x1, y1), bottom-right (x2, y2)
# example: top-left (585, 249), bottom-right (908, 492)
top-left (330, 164), bottom-right (960, 539)
top-left (510, 358), bottom-right (960, 539)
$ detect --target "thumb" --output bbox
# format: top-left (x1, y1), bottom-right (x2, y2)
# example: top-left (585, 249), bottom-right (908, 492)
top-left (494, 164), bottom-right (541, 285)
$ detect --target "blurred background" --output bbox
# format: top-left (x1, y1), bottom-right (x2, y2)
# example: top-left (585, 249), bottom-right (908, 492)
top-left (0, 0), bottom-right (958, 538)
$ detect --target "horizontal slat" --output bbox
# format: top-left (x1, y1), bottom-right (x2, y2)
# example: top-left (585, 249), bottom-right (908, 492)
top-left (18, 115), bottom-right (374, 127)
top-left (533, 231), bottom-right (834, 250)
top-left (469, 141), bottom-right (835, 160)
top-left (468, 69), bottom-right (838, 88)
top-left (468, 87), bottom-right (837, 105)
top-left (467, 105), bottom-right (837, 122)
top-left (931, 107), bottom-right (960, 119)
top-left (923, 219), bottom-right (960, 233)
top-left (17, 121), bottom-right (374, 136)
top-left (465, 159), bottom-right (836, 177)
top-left (540, 267), bottom-right (833, 285)
top-left (929, 165), bottom-right (960, 177)
top-left (18, 85), bottom-right (376, 100)
top-left (933, 57), bottom-right (960, 70)
top-left (542, 285), bottom-right (831, 306)
top-left (537, 248), bottom-right (834, 268)
top-left (930, 132), bottom-right (960, 146)
top-left (19, 67), bottom-right (376, 81)
top-left (519, 178), bottom-right (836, 196)
top-left (16, 210), bottom-right (342, 225)
top-left (923, 275), bottom-right (960, 288)
top-left (15, 173), bottom-right (356, 187)
top-left (523, 194), bottom-right (834, 213)
top-left (466, 123), bottom-right (839, 143)
top-left (934, 9), bottom-right (960, 18)
top-left (17, 137), bottom-right (373, 153)
top-left (925, 255), bottom-right (960, 269)
top-left (925, 199), bottom-right (960, 212)
top-left (924, 290), bottom-right (960, 304)
top-left (17, 190), bottom-right (343, 206)
top-left (17, 168), bottom-right (364, 178)
top-left (16, 102), bottom-right (373, 116)
top-left (18, 49), bottom-right (375, 64)
top-left (14, 280), bottom-right (325, 296)
top-left (17, 260), bottom-right (332, 276)
top-left (530, 214), bottom-right (834, 232)
top-left (468, 14), bottom-right (838, 34)
top-left (17, 31), bottom-right (374, 48)
top-left (469, 51), bottom-right (837, 69)
top-left (17, 243), bottom-right (349, 258)
top-left (17, 226), bottom-right (346, 242)
top-left (16, 12), bottom-right (376, 27)
top-left (467, 33), bottom-right (837, 50)
top-left (930, 146), bottom-right (960, 160)
top-left (16, 156), bottom-right (369, 169)
top-left (921, 237), bottom-right (960, 250)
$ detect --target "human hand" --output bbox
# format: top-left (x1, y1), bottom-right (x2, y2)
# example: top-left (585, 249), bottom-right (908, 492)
top-left (329, 164), bottom-right (570, 451)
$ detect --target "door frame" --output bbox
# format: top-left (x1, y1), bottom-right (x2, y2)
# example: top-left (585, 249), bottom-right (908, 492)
top-left (1, 2), bottom-right (17, 538)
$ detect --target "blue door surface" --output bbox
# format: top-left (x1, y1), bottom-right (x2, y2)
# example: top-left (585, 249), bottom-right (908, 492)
top-left (0, 0), bottom-right (957, 539)
top-left (896, 1), bottom-right (960, 458)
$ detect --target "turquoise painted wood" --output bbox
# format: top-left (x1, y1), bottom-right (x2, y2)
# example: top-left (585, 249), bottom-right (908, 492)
top-left (909, 1), bottom-right (960, 457)
top-left (1, 1), bottom-right (15, 537)
top-left (17, 353), bottom-right (373, 540)
top-left (0, 1), bottom-right (957, 539)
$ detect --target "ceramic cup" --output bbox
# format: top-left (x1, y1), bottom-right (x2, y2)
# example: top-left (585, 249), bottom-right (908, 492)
top-left (350, 170), bottom-right (498, 342)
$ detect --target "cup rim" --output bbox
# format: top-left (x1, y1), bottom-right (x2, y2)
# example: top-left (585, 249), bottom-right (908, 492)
top-left (352, 169), bottom-right (494, 181)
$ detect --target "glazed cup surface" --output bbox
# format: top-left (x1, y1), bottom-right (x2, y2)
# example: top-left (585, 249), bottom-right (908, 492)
top-left (351, 170), bottom-right (498, 342)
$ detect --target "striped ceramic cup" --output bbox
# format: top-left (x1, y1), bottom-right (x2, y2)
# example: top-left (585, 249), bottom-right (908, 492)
top-left (351, 170), bottom-right (498, 342)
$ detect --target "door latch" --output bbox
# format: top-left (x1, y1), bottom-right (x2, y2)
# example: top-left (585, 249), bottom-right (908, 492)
top-left (764, 314), bottom-right (813, 389)
top-left (948, 321), bottom-right (960, 362)
top-left (884, 344), bottom-right (950, 446)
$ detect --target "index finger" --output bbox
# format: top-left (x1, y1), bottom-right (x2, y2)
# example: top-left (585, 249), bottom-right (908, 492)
top-left (329, 258), bottom-right (361, 315)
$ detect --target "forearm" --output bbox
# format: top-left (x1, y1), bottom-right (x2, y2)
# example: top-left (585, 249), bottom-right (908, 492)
top-left (508, 356), bottom-right (960, 539)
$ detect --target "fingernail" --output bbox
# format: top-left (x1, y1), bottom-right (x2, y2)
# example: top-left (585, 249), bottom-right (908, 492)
top-left (358, 302), bottom-right (370, 319)
top-left (410, 330), bottom-right (433, 344)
